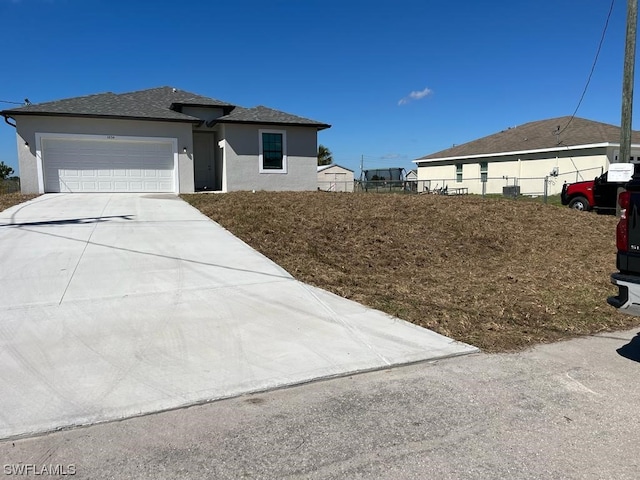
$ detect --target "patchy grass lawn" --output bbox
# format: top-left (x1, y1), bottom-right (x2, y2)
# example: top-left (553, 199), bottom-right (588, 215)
top-left (0, 193), bottom-right (39, 213)
top-left (182, 191), bottom-right (640, 352)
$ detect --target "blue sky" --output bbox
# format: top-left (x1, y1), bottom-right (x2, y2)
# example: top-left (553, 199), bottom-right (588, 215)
top-left (0, 0), bottom-right (636, 176)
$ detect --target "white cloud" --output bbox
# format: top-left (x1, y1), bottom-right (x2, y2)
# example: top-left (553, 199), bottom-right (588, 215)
top-left (398, 87), bottom-right (433, 106)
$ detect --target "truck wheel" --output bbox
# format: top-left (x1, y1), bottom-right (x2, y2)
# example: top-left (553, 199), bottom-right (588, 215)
top-left (568, 196), bottom-right (590, 211)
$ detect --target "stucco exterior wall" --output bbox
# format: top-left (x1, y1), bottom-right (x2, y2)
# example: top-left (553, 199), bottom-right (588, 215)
top-left (13, 115), bottom-right (195, 193)
top-left (222, 124), bottom-right (318, 191)
top-left (416, 148), bottom-right (610, 196)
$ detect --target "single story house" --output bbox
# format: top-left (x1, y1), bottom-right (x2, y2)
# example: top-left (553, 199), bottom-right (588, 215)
top-left (414, 117), bottom-right (640, 196)
top-left (0, 86), bottom-right (330, 194)
top-left (317, 164), bottom-right (354, 192)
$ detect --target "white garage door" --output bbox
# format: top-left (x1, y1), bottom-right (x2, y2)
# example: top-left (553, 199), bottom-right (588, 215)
top-left (42, 137), bottom-right (176, 193)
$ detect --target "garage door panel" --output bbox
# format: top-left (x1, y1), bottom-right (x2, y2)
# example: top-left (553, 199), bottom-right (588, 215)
top-left (42, 138), bottom-right (175, 193)
top-left (63, 181), bottom-right (81, 190)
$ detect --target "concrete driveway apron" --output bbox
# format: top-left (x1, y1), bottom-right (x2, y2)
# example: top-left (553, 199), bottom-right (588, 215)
top-left (0, 193), bottom-right (477, 439)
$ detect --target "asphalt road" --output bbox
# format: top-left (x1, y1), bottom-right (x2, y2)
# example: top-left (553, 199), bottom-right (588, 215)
top-left (3, 329), bottom-right (640, 479)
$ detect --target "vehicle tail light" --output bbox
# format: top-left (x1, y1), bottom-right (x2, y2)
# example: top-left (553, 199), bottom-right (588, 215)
top-left (617, 191), bottom-right (631, 252)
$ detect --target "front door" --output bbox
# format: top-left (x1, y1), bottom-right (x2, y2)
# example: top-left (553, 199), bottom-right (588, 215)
top-left (194, 132), bottom-right (215, 191)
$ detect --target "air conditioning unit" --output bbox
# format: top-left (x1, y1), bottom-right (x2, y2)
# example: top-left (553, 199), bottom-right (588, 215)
top-left (503, 186), bottom-right (520, 197)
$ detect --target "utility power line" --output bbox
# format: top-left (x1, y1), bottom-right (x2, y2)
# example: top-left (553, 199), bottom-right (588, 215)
top-left (559, 0), bottom-right (616, 136)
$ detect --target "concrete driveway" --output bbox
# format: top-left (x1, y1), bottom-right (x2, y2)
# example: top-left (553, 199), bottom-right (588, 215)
top-left (0, 193), bottom-right (476, 440)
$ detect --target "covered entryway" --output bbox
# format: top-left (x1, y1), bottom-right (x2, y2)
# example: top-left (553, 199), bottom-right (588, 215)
top-left (193, 132), bottom-right (222, 191)
top-left (38, 134), bottom-right (177, 193)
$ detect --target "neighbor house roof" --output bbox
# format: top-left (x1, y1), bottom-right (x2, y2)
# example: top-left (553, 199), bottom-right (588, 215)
top-left (317, 164), bottom-right (354, 173)
top-left (415, 116), bottom-right (640, 163)
top-left (0, 87), bottom-right (329, 129)
top-left (213, 105), bottom-right (330, 130)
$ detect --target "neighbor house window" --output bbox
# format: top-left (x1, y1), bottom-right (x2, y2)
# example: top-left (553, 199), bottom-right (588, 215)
top-left (480, 162), bottom-right (488, 182)
top-left (455, 163), bottom-right (463, 182)
top-left (259, 129), bottom-right (287, 173)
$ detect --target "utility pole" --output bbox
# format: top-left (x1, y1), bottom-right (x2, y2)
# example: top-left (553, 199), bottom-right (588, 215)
top-left (617, 0), bottom-right (637, 216)
top-left (620, 0), bottom-right (637, 165)
top-left (360, 154), bottom-right (364, 182)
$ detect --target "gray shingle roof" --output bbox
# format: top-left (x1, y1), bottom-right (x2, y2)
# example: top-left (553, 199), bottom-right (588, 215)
top-left (118, 86), bottom-right (233, 109)
top-left (214, 105), bottom-right (330, 130)
top-left (1, 87), bottom-right (329, 128)
top-left (0, 89), bottom-right (205, 122)
top-left (416, 116), bottom-right (640, 162)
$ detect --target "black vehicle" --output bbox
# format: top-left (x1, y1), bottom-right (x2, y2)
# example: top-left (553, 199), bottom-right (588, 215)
top-left (608, 172), bottom-right (640, 315)
top-left (593, 171), bottom-right (627, 213)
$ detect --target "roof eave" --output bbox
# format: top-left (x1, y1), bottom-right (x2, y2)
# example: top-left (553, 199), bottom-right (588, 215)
top-left (318, 164), bottom-right (354, 172)
top-left (413, 142), bottom-right (621, 164)
top-left (2, 111), bottom-right (202, 124)
top-left (213, 119), bottom-right (331, 130)
top-left (171, 102), bottom-right (235, 109)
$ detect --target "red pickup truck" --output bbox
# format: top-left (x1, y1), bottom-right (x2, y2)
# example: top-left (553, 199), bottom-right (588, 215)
top-left (561, 170), bottom-right (634, 213)
top-left (560, 178), bottom-right (595, 211)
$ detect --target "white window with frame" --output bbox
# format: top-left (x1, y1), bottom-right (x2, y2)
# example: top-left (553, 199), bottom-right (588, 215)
top-left (259, 129), bottom-right (287, 173)
top-left (480, 162), bottom-right (488, 182)
top-left (455, 163), bottom-right (463, 183)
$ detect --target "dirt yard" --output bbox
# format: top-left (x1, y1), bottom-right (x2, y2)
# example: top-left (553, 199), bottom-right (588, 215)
top-left (173, 192), bottom-right (640, 351)
top-left (0, 193), bottom-right (39, 213)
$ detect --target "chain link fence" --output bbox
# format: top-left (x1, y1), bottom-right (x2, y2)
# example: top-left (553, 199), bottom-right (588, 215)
top-left (354, 180), bottom-right (416, 193)
top-left (317, 181), bottom-right (355, 192)
top-left (317, 166), bottom-right (605, 201)
top-left (414, 166), bottom-right (605, 201)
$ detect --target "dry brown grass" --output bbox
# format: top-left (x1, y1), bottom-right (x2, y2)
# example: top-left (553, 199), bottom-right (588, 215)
top-left (0, 193), bottom-right (39, 213)
top-left (182, 191), bottom-right (640, 352)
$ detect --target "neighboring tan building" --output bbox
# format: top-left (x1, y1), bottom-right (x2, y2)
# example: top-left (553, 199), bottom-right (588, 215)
top-left (0, 87), bottom-right (330, 194)
top-left (317, 164), bottom-right (354, 192)
top-left (414, 117), bottom-right (640, 196)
